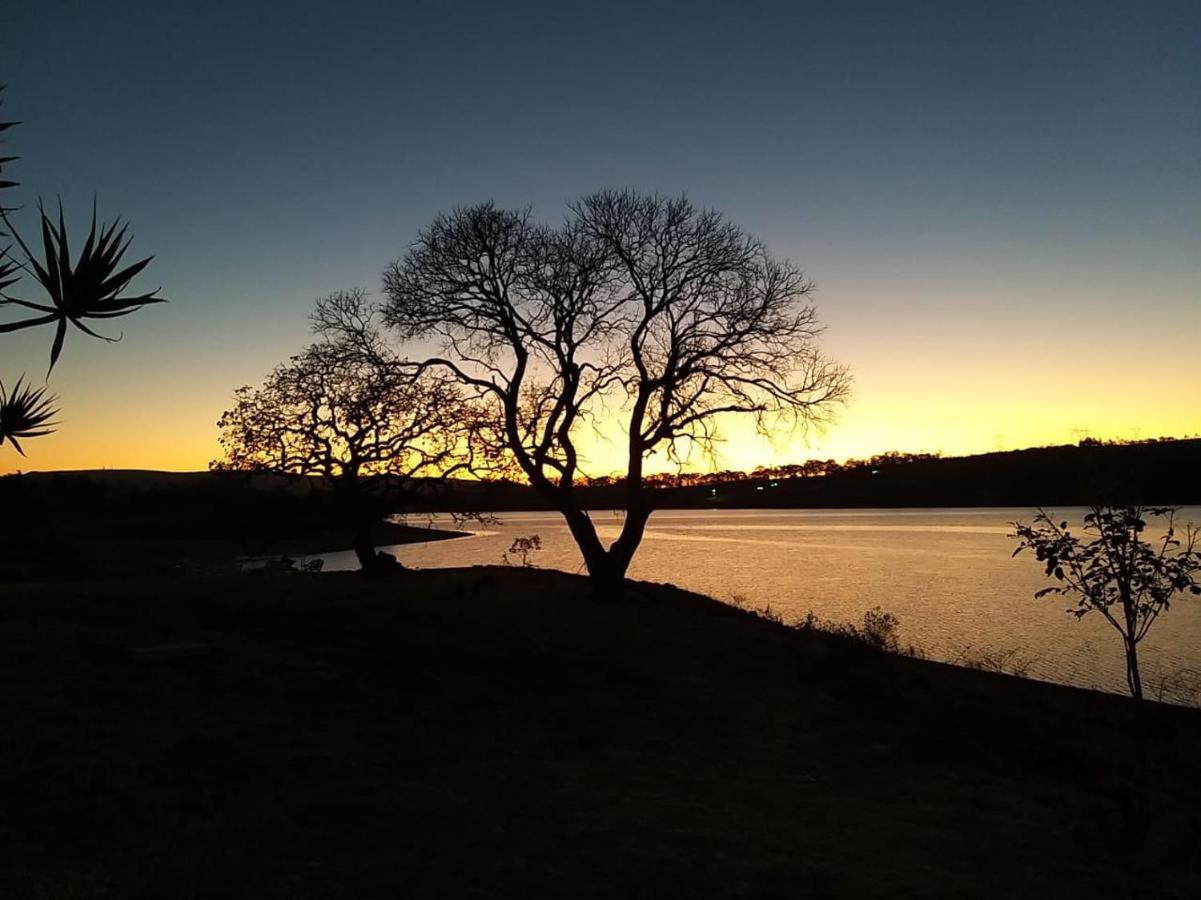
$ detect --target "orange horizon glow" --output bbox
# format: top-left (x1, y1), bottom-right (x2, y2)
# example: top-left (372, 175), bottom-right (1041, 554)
top-left (5, 300), bottom-right (1198, 478)
top-left (6, 403), bottom-right (1197, 478)
top-left (4, 2), bottom-right (1198, 487)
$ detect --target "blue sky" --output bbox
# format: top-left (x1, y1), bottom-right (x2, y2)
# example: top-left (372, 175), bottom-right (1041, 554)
top-left (2, 0), bottom-right (1198, 471)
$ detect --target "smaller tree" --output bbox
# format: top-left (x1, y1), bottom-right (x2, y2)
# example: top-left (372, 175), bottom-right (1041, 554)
top-left (1012, 506), bottom-right (1201, 700)
top-left (503, 534), bottom-right (542, 568)
top-left (215, 301), bottom-right (474, 571)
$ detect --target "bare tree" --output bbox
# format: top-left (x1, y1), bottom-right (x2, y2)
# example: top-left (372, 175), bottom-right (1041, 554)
top-left (319, 190), bottom-right (849, 585)
top-left (215, 296), bottom-right (473, 571)
top-left (1012, 506), bottom-right (1201, 701)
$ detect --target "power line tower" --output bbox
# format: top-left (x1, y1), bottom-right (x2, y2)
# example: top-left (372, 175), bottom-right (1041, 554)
top-left (1069, 425), bottom-right (1091, 445)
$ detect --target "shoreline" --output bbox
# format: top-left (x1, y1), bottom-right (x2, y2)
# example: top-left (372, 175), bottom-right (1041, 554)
top-left (0, 521), bottom-right (467, 583)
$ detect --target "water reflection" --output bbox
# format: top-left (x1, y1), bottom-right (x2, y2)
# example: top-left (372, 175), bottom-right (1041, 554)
top-left (310, 507), bottom-right (1201, 703)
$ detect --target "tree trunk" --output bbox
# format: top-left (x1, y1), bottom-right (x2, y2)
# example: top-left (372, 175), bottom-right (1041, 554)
top-left (602, 506), bottom-right (651, 585)
top-left (1124, 637), bottom-right (1144, 702)
top-left (571, 506), bottom-right (652, 591)
top-left (338, 471), bottom-right (402, 574)
top-left (556, 502), bottom-right (653, 591)
top-left (350, 505), bottom-right (408, 574)
top-left (352, 515), bottom-right (379, 571)
top-left (1119, 588), bottom-right (1144, 702)
top-left (561, 505), bottom-right (611, 576)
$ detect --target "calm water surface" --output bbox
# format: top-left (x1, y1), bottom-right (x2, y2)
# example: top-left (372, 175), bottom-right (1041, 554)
top-left (312, 507), bottom-right (1201, 702)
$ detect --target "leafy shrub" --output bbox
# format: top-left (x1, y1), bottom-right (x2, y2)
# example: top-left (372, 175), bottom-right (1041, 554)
top-left (1012, 505), bottom-right (1200, 700)
top-left (503, 534), bottom-right (542, 567)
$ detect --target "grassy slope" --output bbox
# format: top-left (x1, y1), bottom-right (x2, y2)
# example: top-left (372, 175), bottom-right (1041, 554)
top-left (2, 568), bottom-right (1199, 898)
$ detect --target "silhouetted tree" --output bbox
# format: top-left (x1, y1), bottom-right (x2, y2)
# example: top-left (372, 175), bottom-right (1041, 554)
top-left (503, 534), bottom-right (542, 568)
top-left (214, 310), bottom-right (473, 571)
top-left (317, 190), bottom-right (849, 586)
top-left (1012, 506), bottom-right (1201, 701)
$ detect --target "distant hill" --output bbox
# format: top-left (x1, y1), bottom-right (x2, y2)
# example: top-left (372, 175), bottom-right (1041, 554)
top-left (0, 469), bottom-right (458, 581)
top-left (7, 438), bottom-right (1200, 514)
top-left (434, 439), bottom-right (1201, 510)
top-left (432, 439), bottom-right (1201, 509)
top-left (14, 468), bottom-right (306, 493)
top-left (662, 439), bottom-right (1201, 509)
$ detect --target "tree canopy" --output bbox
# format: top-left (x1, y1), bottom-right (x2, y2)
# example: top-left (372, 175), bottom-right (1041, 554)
top-left (215, 307), bottom-right (473, 569)
top-left (319, 190), bottom-right (849, 583)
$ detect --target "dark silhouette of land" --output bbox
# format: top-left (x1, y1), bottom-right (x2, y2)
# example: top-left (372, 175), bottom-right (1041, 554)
top-left (2, 568), bottom-right (1199, 897)
top-left (4, 438), bottom-right (1194, 581)
top-left (0, 470), bottom-right (464, 581)
top-left (670, 438), bottom-right (1201, 509)
top-left (11, 435), bottom-right (1193, 518)
top-left (445, 438), bottom-right (1199, 510)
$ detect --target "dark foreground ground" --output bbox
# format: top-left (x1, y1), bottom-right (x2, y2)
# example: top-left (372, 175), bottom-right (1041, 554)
top-left (2, 568), bottom-right (1199, 898)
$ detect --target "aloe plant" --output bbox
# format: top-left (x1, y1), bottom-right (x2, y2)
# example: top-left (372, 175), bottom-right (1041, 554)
top-left (0, 199), bottom-right (165, 373)
top-left (0, 83), bottom-right (163, 459)
top-left (0, 376), bottom-right (57, 456)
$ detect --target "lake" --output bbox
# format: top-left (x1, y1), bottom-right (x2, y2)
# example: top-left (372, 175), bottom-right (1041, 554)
top-left (311, 507), bottom-right (1201, 703)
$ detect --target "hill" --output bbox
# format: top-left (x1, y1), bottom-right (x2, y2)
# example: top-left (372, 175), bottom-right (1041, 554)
top-left (7, 439), bottom-right (1199, 525)
top-left (424, 438), bottom-right (1201, 509)
top-left (678, 438), bottom-right (1201, 508)
top-left (2, 567), bottom-right (1199, 897)
top-left (0, 470), bottom-right (463, 581)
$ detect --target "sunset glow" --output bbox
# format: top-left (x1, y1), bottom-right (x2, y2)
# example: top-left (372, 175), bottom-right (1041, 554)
top-left (5, 3), bottom-right (1201, 893)
top-left (1, 1), bottom-right (1197, 476)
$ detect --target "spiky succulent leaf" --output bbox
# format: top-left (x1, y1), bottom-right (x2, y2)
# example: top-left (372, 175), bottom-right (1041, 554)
top-left (0, 249), bottom-right (19, 292)
top-left (0, 199), bottom-right (165, 372)
top-left (0, 375), bottom-right (58, 455)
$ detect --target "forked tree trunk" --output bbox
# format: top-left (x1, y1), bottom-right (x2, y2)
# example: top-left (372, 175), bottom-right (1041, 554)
top-left (560, 503), bottom-right (651, 590)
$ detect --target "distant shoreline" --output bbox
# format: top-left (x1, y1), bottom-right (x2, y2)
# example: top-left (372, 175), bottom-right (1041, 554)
top-left (6, 439), bottom-right (1200, 510)
top-left (0, 521), bottom-right (467, 584)
top-left (273, 520), bottom-right (470, 558)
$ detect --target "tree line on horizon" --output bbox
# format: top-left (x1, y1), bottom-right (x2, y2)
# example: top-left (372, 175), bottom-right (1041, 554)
top-left (627, 436), bottom-right (1200, 492)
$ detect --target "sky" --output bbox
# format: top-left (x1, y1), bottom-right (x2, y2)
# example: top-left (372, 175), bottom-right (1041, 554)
top-left (1, 0), bottom-right (1198, 475)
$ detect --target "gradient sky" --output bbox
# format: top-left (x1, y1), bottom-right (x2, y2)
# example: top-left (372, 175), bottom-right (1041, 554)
top-left (2, 0), bottom-right (1198, 475)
